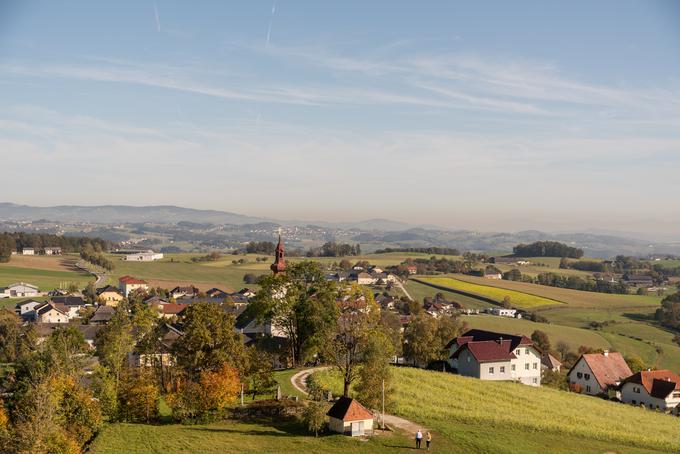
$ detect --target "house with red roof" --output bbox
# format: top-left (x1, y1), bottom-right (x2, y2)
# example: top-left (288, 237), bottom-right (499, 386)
top-left (448, 329), bottom-right (542, 386)
top-left (619, 369), bottom-right (680, 413)
top-left (567, 350), bottom-right (632, 397)
top-left (118, 275), bottom-right (149, 297)
top-left (326, 397), bottom-right (374, 437)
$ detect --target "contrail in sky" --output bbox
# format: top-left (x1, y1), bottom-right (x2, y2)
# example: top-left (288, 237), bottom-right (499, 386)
top-left (266, 0), bottom-right (278, 47)
top-left (153, 2), bottom-right (161, 32)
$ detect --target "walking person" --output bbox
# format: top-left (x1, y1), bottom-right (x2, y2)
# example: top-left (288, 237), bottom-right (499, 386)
top-left (426, 431), bottom-right (432, 450)
top-left (415, 429), bottom-right (423, 449)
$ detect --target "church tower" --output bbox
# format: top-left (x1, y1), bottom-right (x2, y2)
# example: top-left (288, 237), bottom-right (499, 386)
top-left (270, 230), bottom-right (286, 275)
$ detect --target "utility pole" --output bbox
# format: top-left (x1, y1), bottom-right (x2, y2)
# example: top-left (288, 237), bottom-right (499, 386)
top-left (381, 379), bottom-right (385, 430)
top-left (240, 383), bottom-right (244, 406)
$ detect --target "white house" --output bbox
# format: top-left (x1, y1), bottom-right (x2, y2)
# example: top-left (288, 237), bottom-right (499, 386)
top-left (34, 303), bottom-right (69, 324)
top-left (448, 329), bottom-right (542, 386)
top-left (489, 307), bottom-right (517, 317)
top-left (356, 272), bottom-right (376, 285)
top-left (567, 350), bottom-right (632, 396)
top-left (43, 247), bottom-right (62, 255)
top-left (0, 282), bottom-right (40, 298)
top-left (22, 248), bottom-right (35, 255)
top-left (15, 299), bottom-right (42, 318)
top-left (124, 251), bottom-right (164, 261)
top-left (619, 370), bottom-right (680, 413)
top-left (326, 397), bottom-right (374, 437)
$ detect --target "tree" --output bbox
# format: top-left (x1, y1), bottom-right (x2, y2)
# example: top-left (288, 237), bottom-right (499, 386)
top-left (323, 284), bottom-right (379, 397)
top-left (531, 330), bottom-right (551, 352)
top-left (250, 261), bottom-right (338, 366)
top-left (42, 327), bottom-right (89, 376)
top-left (355, 330), bottom-right (394, 411)
top-left (0, 310), bottom-right (35, 363)
top-left (243, 348), bottom-right (277, 400)
top-left (117, 369), bottom-right (159, 423)
top-left (403, 314), bottom-right (437, 366)
top-left (500, 296), bottom-right (512, 308)
top-left (625, 354), bottom-right (648, 374)
top-left (379, 310), bottom-right (403, 357)
top-left (304, 402), bottom-right (328, 437)
top-left (95, 306), bottom-right (135, 390)
top-left (243, 273), bottom-right (259, 284)
top-left (172, 302), bottom-right (245, 378)
top-left (0, 235), bottom-right (14, 263)
top-left (556, 341), bottom-right (570, 360)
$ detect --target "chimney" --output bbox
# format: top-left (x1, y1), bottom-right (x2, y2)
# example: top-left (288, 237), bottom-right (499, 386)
top-left (603, 349), bottom-right (609, 357)
top-left (498, 336), bottom-right (503, 344)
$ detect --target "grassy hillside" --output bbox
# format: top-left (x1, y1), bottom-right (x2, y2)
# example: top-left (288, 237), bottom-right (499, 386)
top-left (417, 276), bottom-right (562, 309)
top-left (0, 261), bottom-right (92, 291)
top-left (404, 280), bottom-right (494, 309)
top-left (313, 367), bottom-right (679, 453)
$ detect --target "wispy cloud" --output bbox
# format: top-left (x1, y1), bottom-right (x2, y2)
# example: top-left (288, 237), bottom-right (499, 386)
top-left (153, 1), bottom-right (161, 32)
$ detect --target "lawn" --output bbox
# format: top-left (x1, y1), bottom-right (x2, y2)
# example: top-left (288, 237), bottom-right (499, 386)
top-left (460, 314), bottom-right (610, 351)
top-left (416, 277), bottom-right (562, 309)
top-left (312, 367), bottom-right (680, 453)
top-left (451, 274), bottom-right (662, 309)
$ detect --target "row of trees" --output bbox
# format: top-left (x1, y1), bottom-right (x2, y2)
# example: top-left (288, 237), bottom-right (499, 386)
top-left (512, 241), bottom-right (584, 258)
top-left (502, 269), bottom-right (630, 294)
top-left (80, 244), bottom-right (115, 271)
top-left (0, 232), bottom-right (112, 263)
top-left (375, 247), bottom-right (460, 255)
top-left (305, 242), bottom-right (361, 257)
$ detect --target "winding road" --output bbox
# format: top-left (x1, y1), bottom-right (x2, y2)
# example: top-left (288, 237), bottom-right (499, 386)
top-left (290, 366), bottom-right (427, 434)
top-left (75, 260), bottom-right (108, 287)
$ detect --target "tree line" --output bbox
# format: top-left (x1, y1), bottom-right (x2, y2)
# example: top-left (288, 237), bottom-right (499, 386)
top-left (305, 242), bottom-right (361, 257)
top-left (0, 232), bottom-right (112, 263)
top-left (80, 244), bottom-right (115, 272)
top-left (375, 247), bottom-right (460, 255)
top-left (502, 269), bottom-right (629, 294)
top-left (512, 241), bottom-right (584, 258)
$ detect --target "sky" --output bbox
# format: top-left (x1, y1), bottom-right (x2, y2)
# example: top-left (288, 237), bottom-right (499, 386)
top-left (1, 1), bottom-right (679, 235)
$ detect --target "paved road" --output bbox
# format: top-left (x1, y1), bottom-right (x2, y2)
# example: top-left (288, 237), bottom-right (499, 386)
top-left (75, 260), bottom-right (108, 286)
top-left (395, 279), bottom-right (413, 301)
top-left (290, 366), bottom-right (428, 433)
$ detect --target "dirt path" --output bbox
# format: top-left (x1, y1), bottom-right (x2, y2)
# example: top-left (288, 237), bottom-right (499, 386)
top-left (290, 366), bottom-right (428, 433)
top-left (395, 279), bottom-right (413, 301)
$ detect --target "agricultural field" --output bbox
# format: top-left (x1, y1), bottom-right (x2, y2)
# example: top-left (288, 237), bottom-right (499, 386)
top-left (460, 314), bottom-right (610, 351)
top-left (0, 255), bottom-right (93, 292)
top-left (451, 274), bottom-right (662, 309)
top-left (312, 367), bottom-right (679, 453)
top-left (403, 280), bottom-right (494, 310)
top-left (416, 276), bottom-right (562, 309)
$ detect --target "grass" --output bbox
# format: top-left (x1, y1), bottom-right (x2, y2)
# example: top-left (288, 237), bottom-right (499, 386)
top-left (417, 276), bottom-right (562, 309)
top-left (0, 262), bottom-right (92, 291)
top-left (460, 314), bottom-right (611, 351)
top-left (451, 274), bottom-right (662, 309)
top-left (403, 280), bottom-right (494, 309)
top-left (313, 367), bottom-right (680, 453)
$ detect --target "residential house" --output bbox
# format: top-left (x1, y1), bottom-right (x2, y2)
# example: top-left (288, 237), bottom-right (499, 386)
top-left (235, 311), bottom-right (288, 342)
top-left (238, 288), bottom-right (256, 298)
top-left (326, 397), bottom-right (374, 437)
top-left (90, 305), bottom-right (116, 324)
top-left (128, 323), bottom-right (183, 367)
top-left (34, 302), bottom-right (69, 324)
top-left (406, 265), bottom-right (417, 275)
top-left (424, 302), bottom-right (452, 318)
top-left (35, 323), bottom-right (102, 348)
top-left (15, 299), bottom-right (42, 319)
top-left (144, 295), bottom-right (169, 305)
top-left (118, 276), bottom-right (149, 297)
top-left (567, 350), bottom-right (632, 396)
top-left (51, 296), bottom-right (88, 319)
top-left (622, 274), bottom-right (654, 287)
top-left (484, 271), bottom-right (503, 280)
top-left (448, 329), bottom-right (542, 386)
top-left (0, 282), bottom-right (40, 298)
top-left (541, 353), bottom-right (562, 373)
top-left (155, 302), bottom-right (186, 319)
top-left (619, 370), bottom-right (680, 413)
top-left (356, 272), bottom-right (375, 285)
top-left (22, 248), bottom-right (35, 255)
top-left (206, 288), bottom-right (229, 299)
top-left (375, 294), bottom-right (397, 310)
top-left (489, 307), bottom-right (517, 318)
top-left (169, 286), bottom-right (199, 299)
top-left (97, 285), bottom-right (125, 307)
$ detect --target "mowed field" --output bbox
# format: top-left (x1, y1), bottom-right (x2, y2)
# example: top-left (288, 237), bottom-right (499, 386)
top-left (416, 276), bottom-right (563, 309)
top-left (450, 274), bottom-right (662, 309)
top-left (0, 255), bottom-right (93, 292)
top-left (311, 367), bottom-right (679, 453)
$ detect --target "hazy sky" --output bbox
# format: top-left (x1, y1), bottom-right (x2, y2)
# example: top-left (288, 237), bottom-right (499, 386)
top-left (1, 1), bottom-right (679, 234)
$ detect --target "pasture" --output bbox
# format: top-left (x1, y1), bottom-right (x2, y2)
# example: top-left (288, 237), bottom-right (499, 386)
top-left (417, 276), bottom-right (562, 309)
top-left (0, 258), bottom-right (92, 291)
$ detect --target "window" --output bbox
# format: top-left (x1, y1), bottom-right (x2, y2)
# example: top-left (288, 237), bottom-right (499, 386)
top-left (525, 363), bottom-right (529, 370)
top-left (500, 366), bottom-right (505, 374)
top-left (632, 400), bottom-right (636, 405)
top-left (634, 386), bottom-right (641, 394)
top-left (467, 355), bottom-right (471, 363)
top-left (532, 378), bottom-right (538, 384)
top-left (516, 349), bottom-right (521, 356)
top-left (533, 362), bottom-right (538, 370)
top-left (511, 365), bottom-right (516, 371)
top-left (584, 373), bottom-right (591, 380)
top-left (489, 367), bottom-right (494, 374)
top-left (525, 348), bottom-right (529, 355)
top-left (673, 392), bottom-right (680, 399)
top-left (586, 385), bottom-right (591, 393)
top-left (576, 372), bottom-right (583, 379)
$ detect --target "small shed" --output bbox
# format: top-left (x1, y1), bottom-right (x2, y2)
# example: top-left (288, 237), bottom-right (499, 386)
top-left (326, 397), bottom-right (374, 437)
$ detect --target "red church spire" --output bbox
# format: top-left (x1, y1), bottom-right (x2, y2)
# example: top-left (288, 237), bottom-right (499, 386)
top-left (271, 230), bottom-right (286, 274)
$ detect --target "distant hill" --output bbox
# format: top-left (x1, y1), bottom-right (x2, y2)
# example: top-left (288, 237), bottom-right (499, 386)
top-left (0, 203), bottom-right (266, 225)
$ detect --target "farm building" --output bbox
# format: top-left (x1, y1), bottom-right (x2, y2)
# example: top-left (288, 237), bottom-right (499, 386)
top-left (326, 397), bottom-right (374, 437)
top-left (124, 251), bottom-right (164, 261)
top-left (42, 247), bottom-right (62, 255)
top-left (489, 307), bottom-right (517, 317)
top-left (21, 248), bottom-right (35, 255)
top-left (619, 370), bottom-right (680, 413)
top-left (0, 282), bottom-right (40, 298)
top-left (568, 350), bottom-right (632, 397)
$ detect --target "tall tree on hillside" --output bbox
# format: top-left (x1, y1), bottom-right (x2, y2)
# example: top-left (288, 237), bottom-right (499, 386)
top-left (250, 261), bottom-right (338, 366)
top-left (531, 330), bottom-right (551, 352)
top-left (355, 329), bottom-right (394, 411)
top-left (322, 284), bottom-right (380, 397)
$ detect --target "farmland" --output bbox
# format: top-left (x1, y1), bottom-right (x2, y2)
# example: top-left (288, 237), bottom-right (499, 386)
top-left (0, 256), bottom-right (92, 291)
top-left (416, 276), bottom-right (562, 309)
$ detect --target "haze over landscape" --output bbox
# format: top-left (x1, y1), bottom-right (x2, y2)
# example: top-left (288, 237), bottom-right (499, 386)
top-left (1, 1), bottom-right (679, 235)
